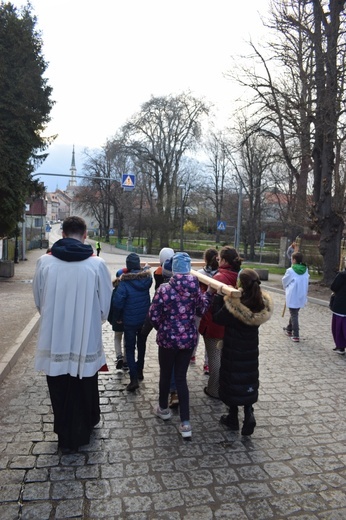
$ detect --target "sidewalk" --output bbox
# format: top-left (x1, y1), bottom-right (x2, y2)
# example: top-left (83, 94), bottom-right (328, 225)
top-left (0, 248), bottom-right (43, 383)
top-left (1, 250), bottom-right (346, 518)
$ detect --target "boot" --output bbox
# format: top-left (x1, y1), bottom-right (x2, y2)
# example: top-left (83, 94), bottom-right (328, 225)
top-left (241, 406), bottom-right (256, 436)
top-left (220, 406), bottom-right (239, 430)
top-left (126, 379), bottom-right (139, 392)
top-left (169, 391), bottom-right (179, 409)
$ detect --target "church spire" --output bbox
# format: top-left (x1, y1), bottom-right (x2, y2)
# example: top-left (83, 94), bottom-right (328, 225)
top-left (69, 145), bottom-right (77, 187)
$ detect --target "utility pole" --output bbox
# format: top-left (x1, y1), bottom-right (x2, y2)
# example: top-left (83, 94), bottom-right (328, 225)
top-left (179, 185), bottom-right (184, 251)
top-left (235, 183), bottom-right (242, 250)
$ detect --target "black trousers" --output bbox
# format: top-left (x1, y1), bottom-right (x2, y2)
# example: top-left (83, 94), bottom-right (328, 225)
top-left (47, 372), bottom-right (100, 450)
top-left (158, 347), bottom-right (193, 422)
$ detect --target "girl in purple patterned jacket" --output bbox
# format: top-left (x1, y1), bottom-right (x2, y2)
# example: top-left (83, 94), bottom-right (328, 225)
top-left (149, 252), bottom-right (212, 438)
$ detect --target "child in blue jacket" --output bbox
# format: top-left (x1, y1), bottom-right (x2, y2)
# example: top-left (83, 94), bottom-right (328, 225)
top-left (108, 269), bottom-right (128, 370)
top-left (112, 253), bottom-right (152, 391)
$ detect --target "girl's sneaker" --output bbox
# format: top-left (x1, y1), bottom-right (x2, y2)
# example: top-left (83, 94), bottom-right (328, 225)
top-left (155, 406), bottom-right (172, 421)
top-left (179, 422), bottom-right (192, 438)
top-left (203, 364), bottom-right (209, 375)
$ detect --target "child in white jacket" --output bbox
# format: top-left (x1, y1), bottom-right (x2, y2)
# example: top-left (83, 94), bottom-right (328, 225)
top-left (282, 252), bottom-right (309, 342)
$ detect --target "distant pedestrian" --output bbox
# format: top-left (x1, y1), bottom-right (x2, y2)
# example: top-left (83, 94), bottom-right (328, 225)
top-left (96, 241), bottom-right (101, 256)
top-left (330, 266), bottom-right (346, 355)
top-left (149, 252), bottom-right (212, 438)
top-left (112, 253), bottom-right (152, 391)
top-left (282, 251), bottom-right (309, 342)
top-left (199, 246), bottom-right (242, 399)
top-left (33, 216), bottom-right (113, 452)
top-left (286, 241), bottom-right (296, 266)
top-left (212, 268), bottom-right (273, 436)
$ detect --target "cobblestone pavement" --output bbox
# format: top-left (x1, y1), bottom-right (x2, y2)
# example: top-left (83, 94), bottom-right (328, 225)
top-left (1, 246), bottom-right (346, 519)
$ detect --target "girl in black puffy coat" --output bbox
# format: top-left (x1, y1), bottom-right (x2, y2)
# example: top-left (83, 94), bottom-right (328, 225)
top-left (212, 268), bottom-right (273, 436)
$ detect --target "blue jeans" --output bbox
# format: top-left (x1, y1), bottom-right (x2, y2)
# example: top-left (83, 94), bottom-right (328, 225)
top-left (124, 325), bottom-right (147, 380)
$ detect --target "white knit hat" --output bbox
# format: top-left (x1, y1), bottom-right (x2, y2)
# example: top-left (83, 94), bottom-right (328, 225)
top-left (159, 247), bottom-right (174, 265)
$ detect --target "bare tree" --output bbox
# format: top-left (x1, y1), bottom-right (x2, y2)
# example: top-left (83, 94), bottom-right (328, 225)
top-left (228, 0), bottom-right (346, 283)
top-left (229, 0), bottom-right (314, 239)
top-left (202, 129), bottom-right (233, 243)
top-left (227, 118), bottom-right (275, 259)
top-left (120, 92), bottom-right (209, 247)
top-left (75, 142), bottom-right (132, 241)
top-left (127, 165), bottom-right (160, 252)
top-left (310, 0), bottom-right (346, 283)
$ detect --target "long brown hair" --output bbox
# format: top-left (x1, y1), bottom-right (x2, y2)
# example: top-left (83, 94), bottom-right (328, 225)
top-left (239, 268), bottom-right (265, 313)
top-left (204, 248), bottom-right (218, 271)
top-left (219, 246), bottom-right (242, 272)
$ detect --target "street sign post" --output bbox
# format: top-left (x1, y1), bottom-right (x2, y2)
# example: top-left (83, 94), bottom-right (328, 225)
top-left (259, 231), bottom-right (266, 263)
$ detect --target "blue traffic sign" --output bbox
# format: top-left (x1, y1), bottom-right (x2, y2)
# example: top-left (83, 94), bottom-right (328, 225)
top-left (122, 174), bottom-right (136, 190)
top-left (217, 221), bottom-right (226, 231)
top-left (109, 229), bottom-right (115, 236)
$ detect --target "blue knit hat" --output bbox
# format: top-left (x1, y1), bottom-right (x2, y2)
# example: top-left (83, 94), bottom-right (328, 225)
top-left (172, 252), bottom-right (191, 274)
top-left (162, 257), bottom-right (173, 279)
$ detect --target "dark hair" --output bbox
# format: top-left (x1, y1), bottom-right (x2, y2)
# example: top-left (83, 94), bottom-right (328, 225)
top-left (239, 268), bottom-right (265, 313)
top-left (219, 246), bottom-right (242, 272)
top-left (204, 248), bottom-right (218, 271)
top-left (62, 216), bottom-right (87, 237)
top-left (292, 251), bottom-right (303, 264)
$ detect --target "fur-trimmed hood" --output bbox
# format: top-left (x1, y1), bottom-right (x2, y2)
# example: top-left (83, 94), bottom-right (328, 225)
top-left (119, 268), bottom-right (151, 282)
top-left (222, 290), bottom-right (273, 327)
top-left (112, 267), bottom-right (152, 326)
top-left (118, 267), bottom-right (152, 293)
top-left (112, 278), bottom-right (120, 288)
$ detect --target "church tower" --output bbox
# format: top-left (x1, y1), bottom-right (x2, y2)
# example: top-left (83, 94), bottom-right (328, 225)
top-left (68, 145), bottom-right (77, 187)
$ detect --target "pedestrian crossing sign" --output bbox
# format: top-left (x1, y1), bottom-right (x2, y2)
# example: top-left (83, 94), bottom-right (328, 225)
top-left (217, 220), bottom-right (226, 231)
top-left (122, 174), bottom-right (136, 190)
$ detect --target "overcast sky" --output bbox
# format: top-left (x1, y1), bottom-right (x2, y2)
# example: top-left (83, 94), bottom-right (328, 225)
top-left (13, 0), bottom-right (270, 191)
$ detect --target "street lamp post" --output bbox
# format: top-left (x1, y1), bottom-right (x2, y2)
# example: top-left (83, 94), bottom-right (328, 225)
top-left (179, 185), bottom-right (184, 251)
top-left (22, 204), bottom-right (28, 261)
top-left (235, 183), bottom-right (242, 250)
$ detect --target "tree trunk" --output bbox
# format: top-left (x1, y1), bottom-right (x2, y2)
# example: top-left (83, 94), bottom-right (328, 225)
top-left (311, 0), bottom-right (345, 285)
top-left (318, 215), bottom-right (343, 284)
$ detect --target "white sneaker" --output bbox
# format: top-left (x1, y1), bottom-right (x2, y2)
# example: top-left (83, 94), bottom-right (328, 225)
top-left (155, 406), bottom-right (172, 421)
top-left (179, 422), bottom-right (192, 438)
